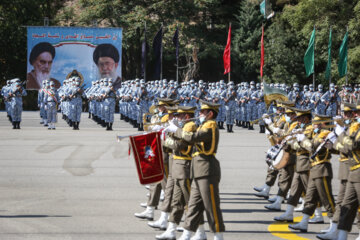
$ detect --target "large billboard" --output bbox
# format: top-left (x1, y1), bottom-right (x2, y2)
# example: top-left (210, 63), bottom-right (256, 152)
top-left (26, 26), bottom-right (122, 90)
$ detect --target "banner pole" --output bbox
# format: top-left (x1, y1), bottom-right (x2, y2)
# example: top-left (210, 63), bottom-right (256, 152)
top-left (160, 23), bottom-right (163, 80)
top-left (345, 25), bottom-right (349, 85)
top-left (228, 22), bottom-right (231, 83)
top-left (144, 21), bottom-right (147, 82)
top-left (313, 25), bottom-right (316, 87)
top-left (176, 24), bottom-right (179, 83)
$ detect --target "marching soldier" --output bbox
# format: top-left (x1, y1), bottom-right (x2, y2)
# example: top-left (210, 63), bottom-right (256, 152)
top-left (8, 79), bottom-right (27, 129)
top-left (264, 103), bottom-right (297, 211)
top-left (330, 103), bottom-right (360, 240)
top-left (165, 100), bottom-right (225, 240)
top-left (289, 115), bottom-right (336, 233)
top-left (224, 81), bottom-right (236, 132)
top-left (44, 81), bottom-right (59, 130)
top-left (311, 84), bottom-right (326, 115)
top-left (103, 78), bottom-right (116, 131)
top-left (274, 108), bottom-right (313, 222)
top-left (322, 83), bottom-right (340, 117)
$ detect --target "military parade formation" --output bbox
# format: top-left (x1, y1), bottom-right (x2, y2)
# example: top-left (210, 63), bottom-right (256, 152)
top-left (2, 77), bottom-right (360, 240)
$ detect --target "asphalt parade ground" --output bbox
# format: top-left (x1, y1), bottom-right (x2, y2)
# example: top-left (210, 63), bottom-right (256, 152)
top-left (0, 111), bottom-right (357, 240)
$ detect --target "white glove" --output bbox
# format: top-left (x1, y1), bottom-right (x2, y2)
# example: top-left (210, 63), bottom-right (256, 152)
top-left (44, 105), bottom-right (48, 111)
top-left (335, 124), bottom-right (345, 136)
top-left (265, 129), bottom-right (270, 135)
top-left (164, 122), bottom-right (179, 133)
top-left (296, 133), bottom-right (305, 142)
top-left (273, 128), bottom-right (280, 134)
top-left (151, 125), bottom-right (163, 131)
top-left (327, 132), bottom-right (337, 144)
top-left (264, 118), bottom-right (272, 125)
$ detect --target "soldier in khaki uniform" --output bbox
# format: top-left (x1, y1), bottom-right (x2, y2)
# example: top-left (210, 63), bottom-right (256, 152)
top-left (264, 103), bottom-right (298, 211)
top-left (165, 100), bottom-right (225, 240)
top-left (156, 106), bottom-right (207, 240)
top-left (331, 104), bottom-right (360, 240)
top-left (254, 103), bottom-right (286, 198)
top-left (148, 106), bottom-right (178, 231)
top-left (317, 102), bottom-right (357, 239)
top-left (289, 115), bottom-right (335, 233)
top-left (274, 108), bottom-right (313, 222)
top-left (135, 98), bottom-right (177, 220)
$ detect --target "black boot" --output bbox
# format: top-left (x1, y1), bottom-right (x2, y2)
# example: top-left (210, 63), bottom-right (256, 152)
top-left (226, 124), bottom-right (230, 133)
top-left (69, 120), bottom-right (73, 127)
top-left (109, 123), bottom-right (113, 131)
top-left (17, 122), bottom-right (21, 129)
top-left (248, 123), bottom-right (254, 130)
top-left (12, 122), bottom-right (16, 129)
top-left (125, 116), bottom-right (129, 122)
top-left (220, 122), bottom-right (225, 129)
top-left (88, 112), bottom-right (91, 118)
top-left (239, 121), bottom-right (243, 127)
top-left (120, 114), bottom-right (124, 120)
top-left (134, 122), bottom-right (139, 128)
top-left (242, 121), bottom-right (247, 128)
top-left (229, 124), bottom-right (233, 133)
top-left (106, 123), bottom-right (110, 130)
top-left (73, 122), bottom-right (76, 130)
top-left (217, 122), bottom-right (221, 128)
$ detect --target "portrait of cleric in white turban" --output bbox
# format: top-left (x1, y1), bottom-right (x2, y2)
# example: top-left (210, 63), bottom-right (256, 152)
top-left (26, 42), bottom-right (60, 90)
top-left (93, 43), bottom-right (122, 90)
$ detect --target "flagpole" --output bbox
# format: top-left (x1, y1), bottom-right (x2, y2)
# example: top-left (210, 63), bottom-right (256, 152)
top-left (176, 24), bottom-right (179, 83)
top-left (345, 25), bottom-right (349, 85)
top-left (329, 26), bottom-right (331, 87)
top-left (313, 25), bottom-right (316, 87)
top-left (144, 21), bottom-right (147, 81)
top-left (228, 22), bottom-right (231, 83)
top-left (160, 23), bottom-right (163, 80)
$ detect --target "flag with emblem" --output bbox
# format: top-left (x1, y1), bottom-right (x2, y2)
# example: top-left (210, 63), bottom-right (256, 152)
top-left (129, 132), bottom-right (164, 185)
top-left (263, 82), bottom-right (288, 108)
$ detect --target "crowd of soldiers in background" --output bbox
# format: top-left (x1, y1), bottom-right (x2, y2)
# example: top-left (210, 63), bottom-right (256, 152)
top-left (2, 77), bottom-right (360, 132)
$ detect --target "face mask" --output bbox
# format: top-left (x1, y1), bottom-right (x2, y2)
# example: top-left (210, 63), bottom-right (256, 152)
top-left (345, 119), bottom-right (351, 125)
top-left (357, 118), bottom-right (360, 123)
top-left (314, 128), bottom-right (319, 133)
top-left (272, 107), bottom-right (277, 112)
top-left (178, 120), bottom-right (185, 128)
top-left (251, 86), bottom-right (255, 90)
top-left (285, 115), bottom-right (291, 123)
top-left (330, 88), bottom-right (335, 91)
top-left (158, 112), bottom-right (164, 117)
top-left (300, 123), bottom-right (305, 128)
top-left (104, 82), bottom-right (108, 86)
top-left (199, 116), bottom-right (206, 124)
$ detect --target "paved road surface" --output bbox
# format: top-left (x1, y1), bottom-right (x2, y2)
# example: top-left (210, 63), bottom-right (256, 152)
top-left (0, 111), bottom-right (357, 240)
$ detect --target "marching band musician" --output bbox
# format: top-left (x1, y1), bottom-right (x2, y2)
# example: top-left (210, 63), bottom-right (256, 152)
top-left (331, 103), bottom-right (360, 240)
top-left (263, 102), bottom-right (297, 211)
top-left (135, 98), bottom-right (177, 221)
top-left (288, 115), bottom-right (336, 234)
top-left (165, 100), bottom-right (225, 240)
top-left (274, 108), bottom-right (314, 222)
top-left (8, 79), bottom-right (27, 129)
top-left (44, 81), bottom-right (59, 130)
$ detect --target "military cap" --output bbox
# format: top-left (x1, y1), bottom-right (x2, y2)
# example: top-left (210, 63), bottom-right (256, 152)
top-left (165, 106), bottom-right (178, 114)
top-left (312, 114), bottom-right (332, 124)
top-left (157, 98), bottom-right (176, 106)
top-left (93, 43), bottom-right (119, 64)
top-left (200, 100), bottom-right (220, 113)
top-left (177, 106), bottom-right (196, 114)
top-left (343, 102), bottom-right (356, 112)
top-left (294, 108), bottom-right (312, 117)
top-left (277, 100), bottom-right (295, 108)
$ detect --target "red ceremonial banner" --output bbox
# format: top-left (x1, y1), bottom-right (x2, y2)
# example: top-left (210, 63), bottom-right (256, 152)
top-left (129, 132), bottom-right (164, 185)
top-left (223, 25), bottom-right (231, 75)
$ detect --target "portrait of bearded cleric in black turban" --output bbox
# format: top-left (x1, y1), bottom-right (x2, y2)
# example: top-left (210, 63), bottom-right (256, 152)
top-left (93, 43), bottom-right (122, 90)
top-left (26, 42), bottom-right (60, 90)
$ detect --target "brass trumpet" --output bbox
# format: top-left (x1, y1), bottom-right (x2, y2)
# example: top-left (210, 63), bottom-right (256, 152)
top-left (250, 112), bottom-right (277, 124)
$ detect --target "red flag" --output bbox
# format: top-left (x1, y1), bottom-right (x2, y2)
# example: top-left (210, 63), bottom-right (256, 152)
top-left (260, 26), bottom-right (264, 78)
top-left (129, 132), bottom-right (164, 185)
top-left (223, 25), bottom-right (231, 74)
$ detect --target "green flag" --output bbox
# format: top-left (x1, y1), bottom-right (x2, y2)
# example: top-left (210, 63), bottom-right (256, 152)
top-left (325, 28), bottom-right (332, 81)
top-left (304, 28), bottom-right (315, 77)
top-left (338, 31), bottom-right (348, 78)
top-left (260, 0), bottom-right (266, 17)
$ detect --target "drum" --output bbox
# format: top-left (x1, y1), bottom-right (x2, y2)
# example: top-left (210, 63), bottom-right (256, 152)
top-left (265, 144), bottom-right (290, 169)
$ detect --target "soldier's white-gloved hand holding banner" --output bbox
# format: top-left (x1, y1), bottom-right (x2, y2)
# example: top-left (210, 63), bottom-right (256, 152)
top-left (335, 124), bottom-right (345, 136)
top-left (296, 133), bottom-right (305, 142)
